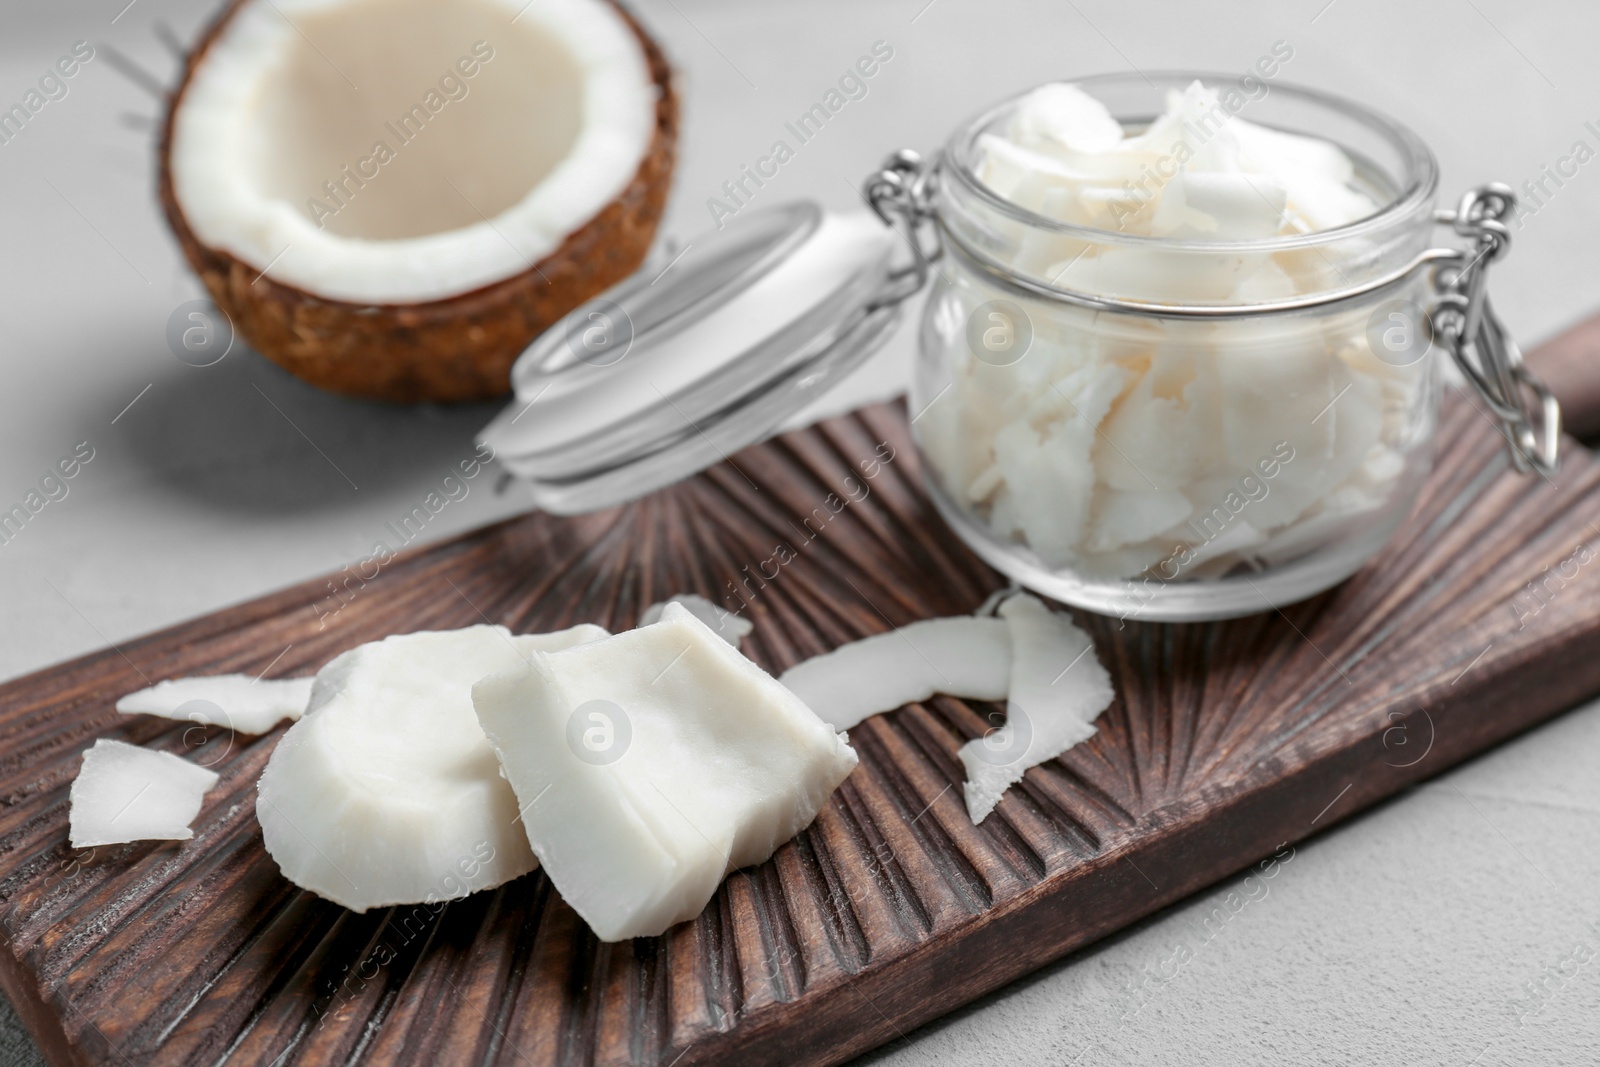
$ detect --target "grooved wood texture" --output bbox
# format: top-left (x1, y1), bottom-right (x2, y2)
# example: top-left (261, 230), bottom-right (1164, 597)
top-left (2, 347), bottom-right (1599, 1066)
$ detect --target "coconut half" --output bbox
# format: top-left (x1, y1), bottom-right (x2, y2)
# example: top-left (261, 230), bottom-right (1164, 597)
top-left (160, 0), bottom-right (676, 401)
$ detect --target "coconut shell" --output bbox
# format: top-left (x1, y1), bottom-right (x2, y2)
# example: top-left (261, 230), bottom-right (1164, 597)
top-left (158, 0), bottom-right (677, 403)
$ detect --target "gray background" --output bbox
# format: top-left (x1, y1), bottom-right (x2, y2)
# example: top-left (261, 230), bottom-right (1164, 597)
top-left (3, 0), bottom-right (1600, 1063)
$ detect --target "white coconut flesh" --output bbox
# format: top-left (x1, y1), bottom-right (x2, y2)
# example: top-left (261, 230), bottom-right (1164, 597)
top-left (256, 623), bottom-right (606, 912)
top-left (169, 0), bottom-right (658, 303)
top-left (117, 674), bottom-right (314, 734)
top-left (776, 594), bottom-right (1115, 822)
top-left (472, 603), bottom-right (858, 942)
top-left (638, 594), bottom-right (752, 648)
top-left (959, 594), bottom-right (1114, 823)
top-left (779, 617), bottom-right (1013, 731)
top-left (70, 739), bottom-right (220, 848)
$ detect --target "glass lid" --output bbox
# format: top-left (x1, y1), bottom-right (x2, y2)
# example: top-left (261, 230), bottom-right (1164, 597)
top-left (479, 202), bottom-right (903, 514)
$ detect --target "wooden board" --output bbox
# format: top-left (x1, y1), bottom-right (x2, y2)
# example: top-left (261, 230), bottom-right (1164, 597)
top-left (2, 329), bottom-right (1599, 1067)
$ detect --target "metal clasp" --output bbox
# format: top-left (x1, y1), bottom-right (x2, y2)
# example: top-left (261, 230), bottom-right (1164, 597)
top-left (865, 150), bottom-right (942, 309)
top-left (1431, 183), bottom-right (1561, 475)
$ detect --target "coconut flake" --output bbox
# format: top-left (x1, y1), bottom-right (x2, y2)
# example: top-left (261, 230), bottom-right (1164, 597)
top-left (639, 594), bottom-right (752, 648)
top-left (959, 595), bottom-right (1114, 823)
top-left (69, 739), bottom-right (219, 848)
top-left (779, 617), bottom-right (1012, 730)
top-left (117, 675), bottom-right (314, 734)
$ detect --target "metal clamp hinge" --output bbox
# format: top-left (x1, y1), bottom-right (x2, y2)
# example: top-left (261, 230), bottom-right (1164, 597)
top-left (1431, 183), bottom-right (1560, 476)
top-left (865, 150), bottom-right (943, 310)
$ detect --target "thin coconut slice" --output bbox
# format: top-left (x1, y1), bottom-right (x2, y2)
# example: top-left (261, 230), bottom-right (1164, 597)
top-left (69, 739), bottom-right (219, 848)
top-left (161, 0), bottom-right (675, 401)
top-left (256, 623), bottom-right (606, 912)
top-left (960, 595), bottom-right (1114, 823)
top-left (639, 594), bottom-right (752, 648)
top-left (117, 675), bottom-right (314, 734)
top-left (779, 617), bottom-right (1012, 730)
top-left (473, 603), bottom-right (857, 942)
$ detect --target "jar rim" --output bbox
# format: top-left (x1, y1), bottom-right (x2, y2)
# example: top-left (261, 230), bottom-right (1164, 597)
top-left (940, 70), bottom-right (1440, 255)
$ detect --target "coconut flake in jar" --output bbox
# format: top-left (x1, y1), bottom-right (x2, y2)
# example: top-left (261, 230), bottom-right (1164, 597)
top-left (918, 80), bottom-right (1430, 585)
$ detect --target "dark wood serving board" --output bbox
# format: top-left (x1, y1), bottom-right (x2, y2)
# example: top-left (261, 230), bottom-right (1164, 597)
top-left (3, 323), bottom-right (1600, 1067)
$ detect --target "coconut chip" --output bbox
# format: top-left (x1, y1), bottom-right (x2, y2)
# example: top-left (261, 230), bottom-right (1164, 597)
top-left (117, 675), bottom-right (315, 735)
top-left (779, 617), bottom-right (1012, 730)
top-left (69, 739), bottom-right (219, 848)
top-left (960, 594), bottom-right (1114, 823)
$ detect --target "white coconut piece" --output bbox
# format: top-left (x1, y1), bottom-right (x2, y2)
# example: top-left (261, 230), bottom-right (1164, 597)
top-left (256, 623), bottom-right (606, 912)
top-left (1091, 243), bottom-right (1266, 303)
top-left (779, 617), bottom-right (1012, 731)
top-left (1120, 81), bottom-right (1212, 157)
top-left (1179, 172), bottom-right (1288, 240)
top-left (116, 675), bottom-right (314, 734)
top-left (993, 420), bottom-right (1080, 564)
top-left (991, 360), bottom-right (1131, 566)
top-left (1008, 82), bottom-right (1124, 154)
top-left (1143, 168), bottom-right (1198, 237)
top-left (1098, 348), bottom-right (1223, 493)
top-left (1122, 81), bottom-right (1243, 175)
top-left (1184, 518), bottom-right (1268, 570)
top-left (1214, 333), bottom-right (1384, 530)
top-left (69, 739), bottom-right (219, 848)
top-left (960, 594), bottom-right (1114, 823)
top-left (1015, 188), bottom-right (1102, 269)
top-left (639, 594), bottom-right (752, 648)
top-left (1234, 118), bottom-right (1355, 184)
top-left (1231, 257), bottom-right (1300, 304)
top-left (976, 139), bottom-right (1140, 241)
top-left (1087, 488), bottom-right (1194, 553)
top-left (473, 603), bottom-right (857, 942)
top-left (975, 134), bottom-right (1091, 212)
top-left (1074, 539), bottom-right (1172, 581)
top-left (1233, 117), bottom-right (1377, 231)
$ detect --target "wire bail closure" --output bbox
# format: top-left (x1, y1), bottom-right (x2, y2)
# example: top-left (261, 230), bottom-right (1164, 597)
top-left (864, 151), bottom-right (1561, 478)
top-left (865, 150), bottom-right (942, 310)
top-left (1430, 184), bottom-right (1560, 475)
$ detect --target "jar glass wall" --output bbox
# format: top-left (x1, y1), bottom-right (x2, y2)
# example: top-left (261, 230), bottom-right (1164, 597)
top-left (910, 73), bottom-right (1442, 621)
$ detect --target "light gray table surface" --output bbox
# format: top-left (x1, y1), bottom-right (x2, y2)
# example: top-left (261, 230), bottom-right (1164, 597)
top-left (3, 0), bottom-right (1600, 1063)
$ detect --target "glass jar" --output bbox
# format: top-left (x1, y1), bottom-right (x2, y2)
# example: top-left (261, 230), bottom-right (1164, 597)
top-left (487, 72), bottom-right (1557, 624)
top-left (878, 72), bottom-right (1557, 621)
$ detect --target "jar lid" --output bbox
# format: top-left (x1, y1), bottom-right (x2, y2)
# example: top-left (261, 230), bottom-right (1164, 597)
top-left (479, 203), bottom-right (904, 513)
